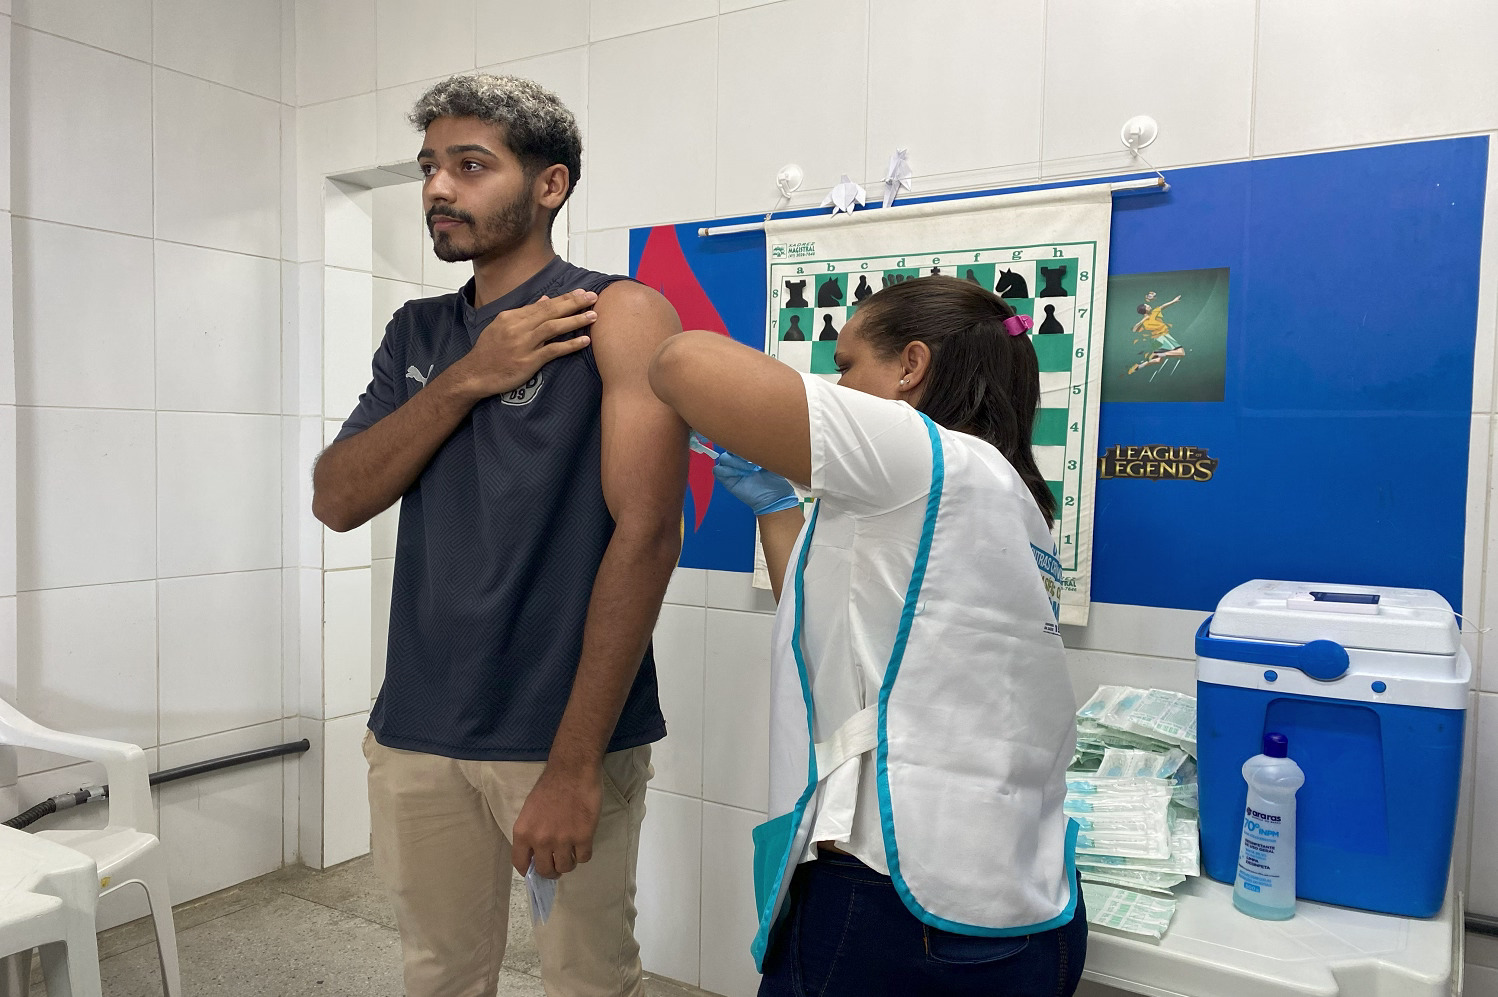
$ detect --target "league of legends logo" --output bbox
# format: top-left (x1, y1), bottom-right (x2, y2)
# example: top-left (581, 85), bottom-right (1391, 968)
top-left (1098, 445), bottom-right (1218, 482)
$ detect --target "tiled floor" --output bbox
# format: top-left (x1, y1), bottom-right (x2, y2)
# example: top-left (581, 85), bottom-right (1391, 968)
top-left (20, 855), bottom-right (715, 997)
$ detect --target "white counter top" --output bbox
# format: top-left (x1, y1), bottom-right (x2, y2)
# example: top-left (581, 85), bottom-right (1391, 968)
top-left (1082, 875), bottom-right (1459, 997)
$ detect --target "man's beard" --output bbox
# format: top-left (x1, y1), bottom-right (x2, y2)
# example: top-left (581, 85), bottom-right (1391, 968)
top-left (428, 187), bottom-right (535, 263)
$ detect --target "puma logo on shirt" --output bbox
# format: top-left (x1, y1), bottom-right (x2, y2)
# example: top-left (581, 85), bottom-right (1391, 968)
top-left (406, 364), bottom-right (434, 386)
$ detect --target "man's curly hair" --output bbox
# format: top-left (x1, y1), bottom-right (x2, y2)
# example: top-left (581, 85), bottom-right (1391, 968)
top-left (410, 74), bottom-right (582, 218)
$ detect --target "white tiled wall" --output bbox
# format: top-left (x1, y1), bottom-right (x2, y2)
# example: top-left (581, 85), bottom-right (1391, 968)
top-left (323, 266), bottom-right (377, 421)
top-left (157, 414), bottom-right (283, 577)
top-left (15, 582), bottom-right (158, 770)
top-left (701, 610), bottom-right (771, 813)
top-left (587, 20), bottom-right (718, 229)
top-left (374, 78), bottom-right (433, 166)
top-left (477, 2), bottom-right (588, 69)
top-left (12, 28), bottom-right (153, 237)
top-left (715, 1), bottom-right (868, 218)
top-left (323, 567), bottom-right (373, 720)
top-left (321, 710), bottom-right (373, 866)
top-left (12, 220), bottom-right (155, 410)
top-left (3, 1), bottom-right (294, 909)
top-left (296, 0), bottom-right (377, 105)
top-left (153, 69), bottom-right (282, 257)
top-left (371, 184), bottom-right (424, 284)
top-left (158, 570), bottom-right (284, 744)
top-left (1043, 0), bottom-right (1257, 177)
top-left (157, 721), bottom-right (287, 903)
top-left (12, 0), bottom-right (152, 61)
top-left (1252, 0), bottom-right (1498, 158)
top-left (699, 801), bottom-right (766, 997)
top-left (154, 244), bottom-right (283, 415)
top-left (16, 407), bottom-right (157, 591)
top-left (589, 0), bottom-right (716, 42)
top-left (650, 605), bottom-right (706, 798)
top-left (153, 0), bottom-right (283, 100)
top-left (375, 0), bottom-right (476, 89)
top-left (636, 788), bottom-right (703, 983)
top-left (865, 0), bottom-right (1044, 188)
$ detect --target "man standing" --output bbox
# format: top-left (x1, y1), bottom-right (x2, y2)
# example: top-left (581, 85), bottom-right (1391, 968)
top-left (312, 75), bottom-right (686, 997)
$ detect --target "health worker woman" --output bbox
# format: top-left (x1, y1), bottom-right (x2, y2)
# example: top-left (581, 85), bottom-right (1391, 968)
top-left (648, 275), bottom-right (1086, 997)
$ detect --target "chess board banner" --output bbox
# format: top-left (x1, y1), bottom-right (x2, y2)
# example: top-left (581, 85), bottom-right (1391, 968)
top-left (763, 186), bottom-right (1113, 625)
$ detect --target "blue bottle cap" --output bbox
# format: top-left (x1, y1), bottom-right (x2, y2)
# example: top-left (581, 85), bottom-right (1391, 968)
top-left (1263, 732), bottom-right (1289, 758)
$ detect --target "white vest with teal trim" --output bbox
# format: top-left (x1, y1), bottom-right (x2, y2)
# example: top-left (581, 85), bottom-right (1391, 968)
top-left (749, 414), bottom-right (1080, 970)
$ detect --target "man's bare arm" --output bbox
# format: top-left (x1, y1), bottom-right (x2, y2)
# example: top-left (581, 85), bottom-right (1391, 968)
top-left (313, 368), bottom-right (482, 532)
top-left (312, 290), bottom-right (600, 532)
top-left (510, 282), bottom-right (687, 877)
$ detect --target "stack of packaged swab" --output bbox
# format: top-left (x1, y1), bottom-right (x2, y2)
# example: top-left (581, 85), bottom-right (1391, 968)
top-left (1069, 685), bottom-right (1201, 941)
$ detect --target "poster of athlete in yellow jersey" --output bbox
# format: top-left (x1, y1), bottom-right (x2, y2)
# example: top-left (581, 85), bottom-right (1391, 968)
top-left (1102, 268), bottom-right (1230, 403)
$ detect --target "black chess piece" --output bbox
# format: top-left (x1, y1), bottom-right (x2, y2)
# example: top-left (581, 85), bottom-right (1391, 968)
top-left (994, 269), bottom-right (1029, 299)
top-left (854, 275), bottom-right (873, 302)
top-left (785, 279), bottom-right (809, 309)
top-left (817, 277), bottom-right (844, 308)
top-left (819, 314), bottom-right (839, 341)
top-left (964, 269), bottom-right (980, 285)
top-left (1038, 304), bottom-right (1065, 335)
top-left (1038, 265), bottom-right (1069, 297)
top-left (783, 314), bottom-right (807, 341)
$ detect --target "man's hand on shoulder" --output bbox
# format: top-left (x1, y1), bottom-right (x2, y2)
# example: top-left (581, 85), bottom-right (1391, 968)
top-left (445, 288), bottom-right (600, 401)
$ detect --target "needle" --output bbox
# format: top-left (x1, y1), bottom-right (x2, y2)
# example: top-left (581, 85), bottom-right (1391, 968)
top-left (688, 432), bottom-right (720, 460)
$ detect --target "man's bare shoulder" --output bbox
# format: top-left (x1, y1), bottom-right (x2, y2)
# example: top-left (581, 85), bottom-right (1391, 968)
top-left (590, 281), bottom-right (682, 378)
top-left (596, 279), bottom-right (674, 320)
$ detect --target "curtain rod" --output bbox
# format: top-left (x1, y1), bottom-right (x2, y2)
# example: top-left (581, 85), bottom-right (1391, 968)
top-left (697, 176), bottom-right (1167, 238)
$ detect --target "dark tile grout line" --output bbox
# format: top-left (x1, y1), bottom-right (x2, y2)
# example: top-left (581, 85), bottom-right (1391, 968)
top-left (268, 882), bottom-right (397, 932)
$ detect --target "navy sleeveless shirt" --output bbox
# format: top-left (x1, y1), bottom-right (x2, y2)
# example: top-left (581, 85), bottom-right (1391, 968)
top-left (337, 257), bottom-right (667, 760)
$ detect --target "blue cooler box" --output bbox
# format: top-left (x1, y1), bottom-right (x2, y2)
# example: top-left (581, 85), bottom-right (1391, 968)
top-left (1197, 580), bottom-right (1469, 917)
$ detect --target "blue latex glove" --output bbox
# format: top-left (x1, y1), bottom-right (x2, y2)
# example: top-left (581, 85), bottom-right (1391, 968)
top-left (713, 451), bottom-right (800, 516)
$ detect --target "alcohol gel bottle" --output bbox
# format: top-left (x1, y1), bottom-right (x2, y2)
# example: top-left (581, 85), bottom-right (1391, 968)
top-left (1233, 732), bottom-right (1304, 920)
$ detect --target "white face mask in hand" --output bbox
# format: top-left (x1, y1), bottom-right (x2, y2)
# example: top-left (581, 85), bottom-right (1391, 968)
top-left (526, 859), bottom-right (557, 925)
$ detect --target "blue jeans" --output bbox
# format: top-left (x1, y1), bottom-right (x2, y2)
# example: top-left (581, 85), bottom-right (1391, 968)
top-left (758, 851), bottom-right (1087, 997)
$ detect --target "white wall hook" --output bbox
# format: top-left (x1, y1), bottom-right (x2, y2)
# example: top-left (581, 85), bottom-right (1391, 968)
top-left (776, 164), bottom-right (805, 197)
top-left (1120, 116), bottom-right (1159, 153)
top-left (1120, 116), bottom-right (1168, 189)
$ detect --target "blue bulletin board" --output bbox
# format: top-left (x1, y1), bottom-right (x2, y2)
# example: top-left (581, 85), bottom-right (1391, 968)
top-left (631, 137), bottom-right (1489, 614)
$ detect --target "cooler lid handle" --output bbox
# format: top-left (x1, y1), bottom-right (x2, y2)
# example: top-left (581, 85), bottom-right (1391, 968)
top-left (1195, 615), bottom-right (1350, 681)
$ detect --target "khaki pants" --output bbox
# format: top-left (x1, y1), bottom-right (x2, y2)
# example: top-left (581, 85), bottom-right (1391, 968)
top-left (364, 732), bottom-right (652, 997)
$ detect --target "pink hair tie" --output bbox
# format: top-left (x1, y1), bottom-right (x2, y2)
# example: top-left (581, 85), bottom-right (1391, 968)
top-left (1002, 314), bottom-right (1034, 337)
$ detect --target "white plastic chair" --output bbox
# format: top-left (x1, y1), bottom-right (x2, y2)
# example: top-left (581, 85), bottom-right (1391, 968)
top-left (0, 698), bottom-right (182, 996)
top-left (0, 825), bottom-right (104, 997)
